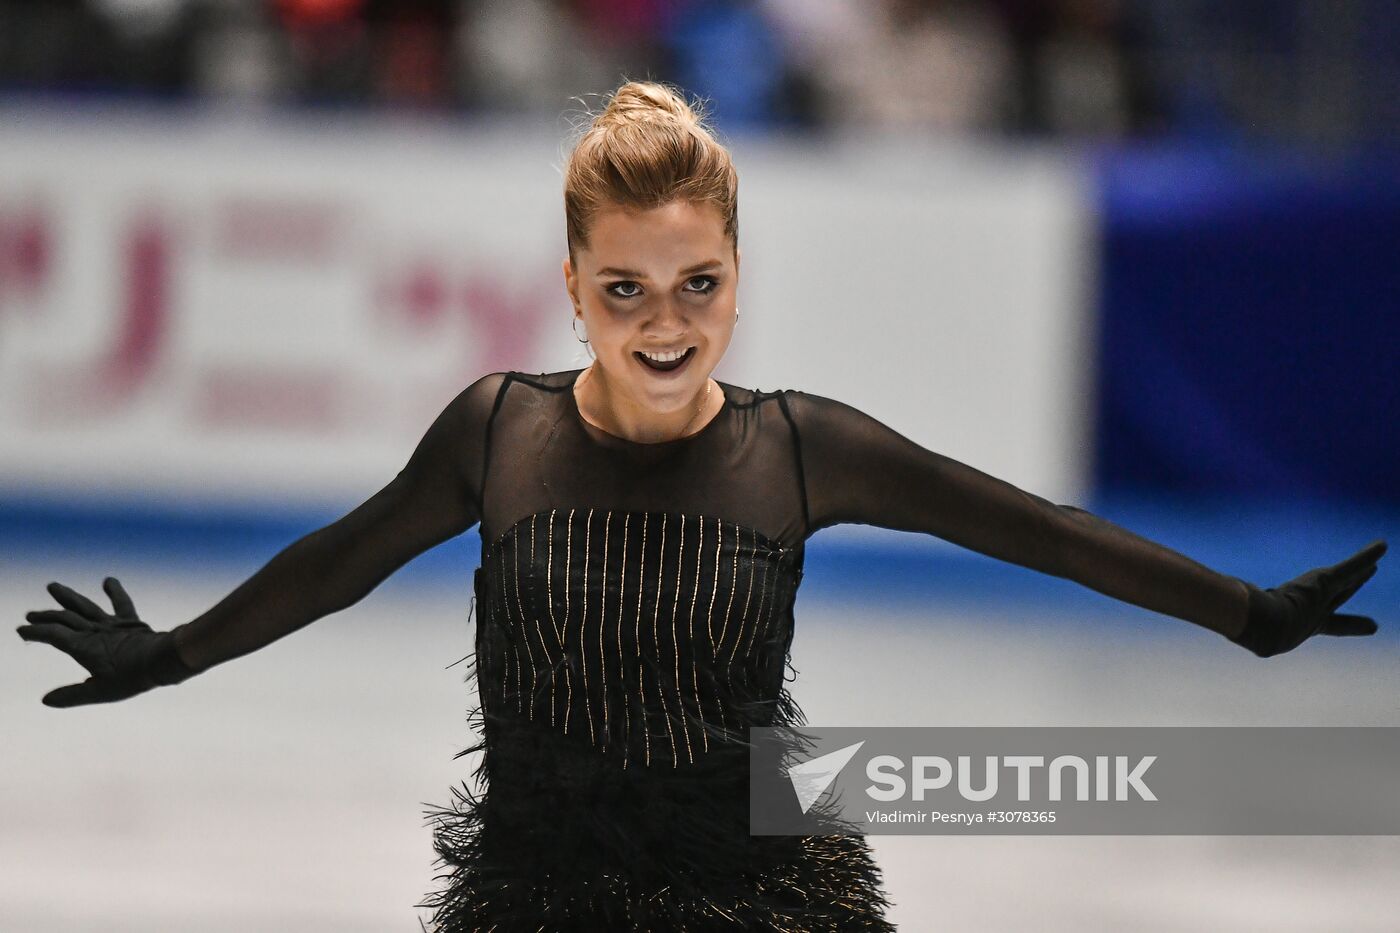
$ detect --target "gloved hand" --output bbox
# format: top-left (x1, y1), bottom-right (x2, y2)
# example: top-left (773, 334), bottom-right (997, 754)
top-left (16, 577), bottom-right (200, 707)
top-left (1231, 540), bottom-right (1387, 658)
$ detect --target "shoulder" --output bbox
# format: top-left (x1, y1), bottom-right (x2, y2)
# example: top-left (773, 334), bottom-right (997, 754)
top-left (765, 389), bottom-right (900, 452)
top-left (445, 371), bottom-right (511, 422)
top-left (709, 382), bottom-right (872, 447)
top-left (715, 379), bottom-right (776, 407)
top-left (712, 380), bottom-right (803, 430)
top-left (765, 387), bottom-right (860, 424)
top-left (449, 369), bottom-right (579, 415)
top-left (500, 369), bottom-right (579, 390)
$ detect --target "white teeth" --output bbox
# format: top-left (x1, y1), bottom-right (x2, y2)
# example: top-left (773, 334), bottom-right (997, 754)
top-left (640, 347), bottom-right (692, 362)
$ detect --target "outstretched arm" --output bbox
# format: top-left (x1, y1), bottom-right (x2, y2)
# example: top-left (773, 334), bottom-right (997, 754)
top-left (782, 389), bottom-right (1385, 655)
top-left (18, 372), bottom-right (508, 705)
top-left (170, 371), bottom-right (507, 672)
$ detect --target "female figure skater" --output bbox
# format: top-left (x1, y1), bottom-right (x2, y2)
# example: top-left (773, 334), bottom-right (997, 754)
top-left (17, 81), bottom-right (1388, 931)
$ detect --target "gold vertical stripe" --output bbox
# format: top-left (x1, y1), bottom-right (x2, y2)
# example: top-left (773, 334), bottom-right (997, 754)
top-left (651, 513), bottom-right (678, 767)
top-left (722, 518), bottom-right (744, 694)
top-left (704, 516), bottom-right (727, 734)
top-left (688, 515), bottom-right (708, 754)
top-left (599, 510), bottom-right (611, 750)
top-left (493, 544), bottom-right (507, 704)
top-left (745, 552), bottom-right (772, 660)
top-left (718, 520), bottom-right (739, 652)
top-left (710, 522), bottom-right (732, 730)
top-left (706, 515), bottom-right (721, 647)
top-left (727, 526), bottom-right (758, 680)
top-left (497, 540), bottom-right (521, 714)
top-left (527, 514), bottom-right (546, 721)
top-left (757, 561), bottom-right (783, 695)
top-left (562, 508), bottom-right (574, 736)
top-left (739, 555), bottom-right (771, 696)
top-left (669, 514), bottom-right (693, 766)
top-left (617, 513), bottom-right (629, 668)
top-left (635, 512), bottom-right (649, 768)
top-left (497, 545), bottom-right (516, 711)
top-left (580, 507), bottom-right (595, 746)
top-left (529, 515), bottom-right (554, 670)
top-left (512, 517), bottom-right (537, 720)
top-left (546, 508), bottom-right (558, 728)
top-left (618, 513), bottom-right (630, 766)
top-left (755, 553), bottom-right (790, 659)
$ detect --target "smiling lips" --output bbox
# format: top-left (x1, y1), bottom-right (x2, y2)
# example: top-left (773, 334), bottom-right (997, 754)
top-left (636, 346), bottom-right (695, 372)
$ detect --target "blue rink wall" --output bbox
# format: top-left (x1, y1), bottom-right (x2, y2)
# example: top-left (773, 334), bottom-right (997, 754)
top-left (3, 144), bottom-right (1397, 637)
top-left (1093, 146), bottom-right (1400, 506)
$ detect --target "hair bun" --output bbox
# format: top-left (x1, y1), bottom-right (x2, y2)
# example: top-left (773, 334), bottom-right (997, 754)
top-left (600, 80), bottom-right (703, 128)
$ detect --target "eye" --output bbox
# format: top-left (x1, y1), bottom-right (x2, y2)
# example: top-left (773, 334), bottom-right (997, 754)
top-left (605, 281), bottom-right (642, 299)
top-left (685, 275), bottom-right (719, 294)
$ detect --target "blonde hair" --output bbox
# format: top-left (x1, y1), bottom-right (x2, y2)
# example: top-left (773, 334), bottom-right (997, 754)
top-left (562, 80), bottom-right (738, 262)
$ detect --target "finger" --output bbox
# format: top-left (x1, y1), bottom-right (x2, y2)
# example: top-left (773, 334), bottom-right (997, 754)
top-left (15, 623), bottom-right (80, 652)
top-left (1321, 613), bottom-right (1378, 637)
top-left (24, 608), bottom-right (97, 631)
top-left (1328, 565), bottom-right (1378, 612)
top-left (103, 576), bottom-right (136, 618)
top-left (1325, 540), bottom-right (1388, 586)
top-left (42, 679), bottom-right (107, 708)
top-left (46, 582), bottom-right (108, 622)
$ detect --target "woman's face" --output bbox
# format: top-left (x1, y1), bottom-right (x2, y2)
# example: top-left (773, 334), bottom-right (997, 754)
top-left (563, 199), bottom-right (739, 415)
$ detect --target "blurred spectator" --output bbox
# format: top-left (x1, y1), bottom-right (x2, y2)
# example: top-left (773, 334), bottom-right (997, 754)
top-left (366, 0), bottom-right (454, 108)
top-left (0, 0), bottom-right (1392, 147)
top-left (1, 0), bottom-right (197, 98)
top-left (764, 0), bottom-right (1013, 134)
top-left (996, 0), bottom-right (1158, 138)
top-left (272, 0), bottom-right (372, 105)
top-left (192, 1), bottom-right (289, 104)
top-left (453, 0), bottom-right (615, 113)
top-left (871, 0), bottom-right (1014, 132)
top-left (662, 0), bottom-right (793, 133)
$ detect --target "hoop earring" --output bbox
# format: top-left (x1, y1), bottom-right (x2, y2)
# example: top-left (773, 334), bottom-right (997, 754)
top-left (572, 316), bottom-right (589, 343)
top-left (735, 305), bottom-right (740, 325)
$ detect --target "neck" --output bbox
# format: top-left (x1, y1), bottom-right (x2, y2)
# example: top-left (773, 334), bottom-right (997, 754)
top-left (577, 364), bottom-right (715, 444)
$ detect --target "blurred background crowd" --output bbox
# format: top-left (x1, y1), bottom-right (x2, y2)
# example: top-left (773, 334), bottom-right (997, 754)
top-left (1, 0), bottom-right (1396, 147)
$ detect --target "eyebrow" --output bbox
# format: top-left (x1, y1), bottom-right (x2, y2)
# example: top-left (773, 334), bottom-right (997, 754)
top-left (595, 259), bottom-right (723, 278)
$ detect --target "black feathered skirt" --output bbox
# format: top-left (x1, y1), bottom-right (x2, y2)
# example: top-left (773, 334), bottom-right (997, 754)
top-left (416, 655), bottom-right (895, 931)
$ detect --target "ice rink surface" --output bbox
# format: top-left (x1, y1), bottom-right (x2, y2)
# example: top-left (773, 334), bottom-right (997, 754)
top-left (5, 554), bottom-right (1399, 931)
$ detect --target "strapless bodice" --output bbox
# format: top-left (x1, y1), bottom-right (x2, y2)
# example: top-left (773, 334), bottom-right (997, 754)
top-left (473, 507), bottom-right (805, 770)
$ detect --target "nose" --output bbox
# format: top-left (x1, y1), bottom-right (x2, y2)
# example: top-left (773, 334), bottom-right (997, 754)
top-left (643, 296), bottom-right (688, 337)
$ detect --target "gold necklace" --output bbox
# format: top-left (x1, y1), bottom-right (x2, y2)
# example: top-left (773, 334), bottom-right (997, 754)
top-left (676, 379), bottom-right (714, 439)
top-left (579, 367), bottom-right (713, 441)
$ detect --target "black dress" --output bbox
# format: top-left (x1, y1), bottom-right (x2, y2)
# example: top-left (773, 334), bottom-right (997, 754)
top-left (418, 369), bottom-right (895, 931)
top-left (171, 367), bottom-right (1249, 930)
top-left (406, 369), bottom-right (1247, 931)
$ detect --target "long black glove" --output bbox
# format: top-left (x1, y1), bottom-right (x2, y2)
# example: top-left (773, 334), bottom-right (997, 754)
top-left (16, 577), bottom-right (200, 707)
top-left (1230, 540), bottom-right (1387, 658)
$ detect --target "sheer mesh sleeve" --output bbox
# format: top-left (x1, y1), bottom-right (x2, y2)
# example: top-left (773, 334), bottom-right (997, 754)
top-left (783, 389), bottom-right (1249, 639)
top-left (171, 372), bottom-right (508, 672)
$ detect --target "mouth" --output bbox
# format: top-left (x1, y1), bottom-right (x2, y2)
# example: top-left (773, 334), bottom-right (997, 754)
top-left (634, 346), bottom-right (697, 375)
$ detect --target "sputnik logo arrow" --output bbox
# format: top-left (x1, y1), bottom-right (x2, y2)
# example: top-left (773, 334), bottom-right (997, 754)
top-left (788, 741), bottom-right (864, 813)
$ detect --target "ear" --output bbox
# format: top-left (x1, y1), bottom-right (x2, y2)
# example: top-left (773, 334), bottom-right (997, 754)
top-left (734, 246), bottom-right (741, 277)
top-left (562, 255), bottom-right (579, 311)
